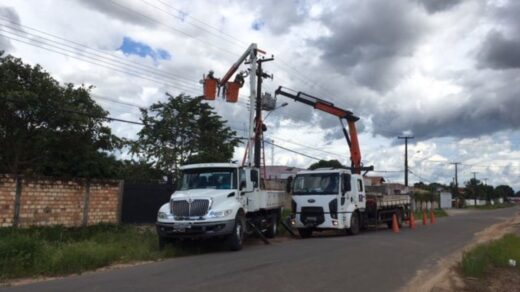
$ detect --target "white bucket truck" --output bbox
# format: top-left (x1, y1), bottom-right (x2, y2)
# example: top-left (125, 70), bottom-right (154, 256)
top-left (156, 163), bottom-right (286, 250)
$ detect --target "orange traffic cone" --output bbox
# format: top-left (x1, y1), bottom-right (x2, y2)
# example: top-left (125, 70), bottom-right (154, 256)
top-left (422, 210), bottom-right (428, 225)
top-left (392, 214), bottom-right (400, 233)
top-left (409, 212), bottom-right (416, 229)
top-left (430, 210), bottom-right (436, 224)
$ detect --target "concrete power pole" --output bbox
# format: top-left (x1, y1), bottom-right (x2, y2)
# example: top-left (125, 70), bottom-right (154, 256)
top-left (398, 136), bottom-right (414, 187)
top-left (271, 139), bottom-right (275, 165)
top-left (450, 162), bottom-right (461, 192)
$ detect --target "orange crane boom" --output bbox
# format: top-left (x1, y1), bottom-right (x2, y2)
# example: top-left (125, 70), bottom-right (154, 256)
top-left (274, 86), bottom-right (372, 174)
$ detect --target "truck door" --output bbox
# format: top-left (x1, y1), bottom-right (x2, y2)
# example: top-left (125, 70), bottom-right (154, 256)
top-left (239, 167), bottom-right (259, 211)
top-left (356, 176), bottom-right (366, 209)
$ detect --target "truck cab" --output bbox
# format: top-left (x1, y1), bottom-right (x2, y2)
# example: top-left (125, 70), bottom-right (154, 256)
top-left (290, 168), bottom-right (366, 237)
top-left (156, 163), bottom-right (285, 250)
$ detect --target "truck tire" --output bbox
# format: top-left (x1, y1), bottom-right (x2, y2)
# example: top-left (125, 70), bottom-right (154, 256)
top-left (346, 212), bottom-right (360, 235)
top-left (264, 212), bottom-right (279, 238)
top-left (298, 228), bottom-right (313, 238)
top-left (228, 214), bottom-right (245, 251)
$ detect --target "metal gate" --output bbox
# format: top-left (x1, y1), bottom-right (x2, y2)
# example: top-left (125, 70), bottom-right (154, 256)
top-left (121, 182), bottom-right (174, 224)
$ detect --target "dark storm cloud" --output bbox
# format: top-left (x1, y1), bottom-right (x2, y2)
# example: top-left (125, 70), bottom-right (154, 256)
top-left (76, 0), bottom-right (156, 28)
top-left (0, 6), bottom-right (22, 51)
top-left (415, 0), bottom-right (463, 14)
top-left (371, 70), bottom-right (520, 140)
top-left (478, 31), bottom-right (520, 69)
top-left (477, 1), bottom-right (520, 70)
top-left (314, 0), bottom-right (428, 91)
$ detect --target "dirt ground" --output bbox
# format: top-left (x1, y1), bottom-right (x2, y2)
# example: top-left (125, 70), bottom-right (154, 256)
top-left (403, 210), bottom-right (520, 292)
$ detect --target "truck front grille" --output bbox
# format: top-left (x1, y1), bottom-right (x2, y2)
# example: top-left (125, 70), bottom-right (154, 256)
top-left (300, 207), bottom-right (325, 225)
top-left (171, 199), bottom-right (210, 217)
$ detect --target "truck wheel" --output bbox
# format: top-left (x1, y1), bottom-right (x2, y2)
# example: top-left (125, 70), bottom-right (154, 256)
top-left (347, 212), bottom-right (360, 235)
top-left (264, 212), bottom-right (278, 238)
top-left (298, 228), bottom-right (313, 238)
top-left (228, 214), bottom-right (245, 251)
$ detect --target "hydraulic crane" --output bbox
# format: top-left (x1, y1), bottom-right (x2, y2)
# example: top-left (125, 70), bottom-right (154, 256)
top-left (274, 86), bottom-right (373, 174)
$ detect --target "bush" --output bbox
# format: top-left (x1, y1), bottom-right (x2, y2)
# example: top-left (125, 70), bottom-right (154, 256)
top-left (0, 224), bottom-right (179, 280)
top-left (461, 234), bottom-right (520, 278)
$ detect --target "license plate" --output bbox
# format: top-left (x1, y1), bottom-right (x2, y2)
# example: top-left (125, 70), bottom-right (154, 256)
top-left (307, 216), bottom-right (317, 221)
top-left (174, 223), bottom-right (191, 231)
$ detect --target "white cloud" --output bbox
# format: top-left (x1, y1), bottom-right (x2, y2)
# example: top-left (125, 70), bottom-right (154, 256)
top-left (1, 0), bottom-right (519, 191)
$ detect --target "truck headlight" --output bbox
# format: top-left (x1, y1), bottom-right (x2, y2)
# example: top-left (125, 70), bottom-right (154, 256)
top-left (158, 211), bottom-right (168, 219)
top-left (207, 209), bottom-right (233, 218)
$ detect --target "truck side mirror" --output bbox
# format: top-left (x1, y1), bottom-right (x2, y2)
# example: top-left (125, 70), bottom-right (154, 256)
top-left (342, 174), bottom-right (351, 194)
top-left (285, 176), bottom-right (293, 194)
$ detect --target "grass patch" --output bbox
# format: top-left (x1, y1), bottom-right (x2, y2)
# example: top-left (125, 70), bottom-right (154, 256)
top-left (413, 208), bottom-right (448, 219)
top-left (470, 202), bottom-right (515, 210)
top-left (0, 224), bottom-right (182, 281)
top-left (461, 233), bottom-right (520, 278)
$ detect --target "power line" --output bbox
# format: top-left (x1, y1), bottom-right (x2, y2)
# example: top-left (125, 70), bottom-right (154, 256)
top-left (0, 31), bottom-right (204, 97)
top-left (267, 135), bottom-right (346, 159)
top-left (2, 96), bottom-right (144, 126)
top-left (263, 140), bottom-right (321, 161)
top-left (107, 0), bottom-right (240, 59)
top-left (138, 0), bottom-right (334, 97)
top-left (408, 168), bottom-right (435, 184)
top-left (0, 17), bottom-right (202, 87)
top-left (0, 30), bottom-right (203, 95)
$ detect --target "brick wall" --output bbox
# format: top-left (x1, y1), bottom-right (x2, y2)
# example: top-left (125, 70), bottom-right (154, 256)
top-left (0, 175), bottom-right (122, 227)
top-left (0, 176), bottom-right (16, 227)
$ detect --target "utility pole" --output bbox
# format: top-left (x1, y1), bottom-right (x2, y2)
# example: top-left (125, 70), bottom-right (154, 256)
top-left (471, 171), bottom-right (478, 181)
top-left (271, 139), bottom-right (275, 165)
top-left (450, 162), bottom-right (461, 192)
top-left (253, 55), bottom-right (274, 168)
top-left (398, 136), bottom-right (414, 186)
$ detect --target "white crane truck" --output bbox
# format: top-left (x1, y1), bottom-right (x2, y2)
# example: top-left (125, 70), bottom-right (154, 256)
top-left (156, 163), bottom-right (286, 250)
top-left (289, 168), bottom-right (410, 237)
top-left (274, 87), bottom-right (411, 237)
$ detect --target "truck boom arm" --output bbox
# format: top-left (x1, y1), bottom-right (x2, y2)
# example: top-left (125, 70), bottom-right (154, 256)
top-left (274, 86), bottom-right (371, 174)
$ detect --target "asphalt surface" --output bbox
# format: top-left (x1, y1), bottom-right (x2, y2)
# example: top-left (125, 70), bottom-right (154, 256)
top-left (2, 207), bottom-right (518, 292)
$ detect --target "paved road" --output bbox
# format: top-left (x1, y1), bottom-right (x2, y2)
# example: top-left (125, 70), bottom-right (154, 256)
top-left (2, 207), bottom-right (518, 292)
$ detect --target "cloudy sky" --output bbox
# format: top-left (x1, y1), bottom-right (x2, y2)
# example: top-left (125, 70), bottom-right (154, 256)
top-left (1, 0), bottom-right (519, 190)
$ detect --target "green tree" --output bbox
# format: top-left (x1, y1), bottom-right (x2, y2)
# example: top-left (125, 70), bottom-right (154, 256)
top-left (130, 93), bottom-right (240, 179)
top-left (116, 160), bottom-right (165, 183)
top-left (0, 53), bottom-right (120, 178)
top-left (308, 159), bottom-right (346, 170)
top-left (494, 185), bottom-right (514, 200)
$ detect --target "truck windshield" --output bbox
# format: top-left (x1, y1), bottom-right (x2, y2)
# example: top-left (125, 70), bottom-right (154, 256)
top-left (179, 168), bottom-right (237, 190)
top-left (293, 173), bottom-right (339, 195)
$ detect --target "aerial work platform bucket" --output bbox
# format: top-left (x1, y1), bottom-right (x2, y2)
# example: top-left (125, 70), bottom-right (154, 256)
top-left (203, 78), bottom-right (218, 100)
top-left (225, 81), bottom-right (240, 103)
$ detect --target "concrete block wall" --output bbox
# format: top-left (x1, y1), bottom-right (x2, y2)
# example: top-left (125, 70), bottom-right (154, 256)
top-left (0, 175), bottom-right (122, 228)
top-left (0, 176), bottom-right (16, 227)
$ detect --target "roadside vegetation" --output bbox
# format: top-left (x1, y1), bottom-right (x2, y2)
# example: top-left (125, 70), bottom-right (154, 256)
top-left (461, 233), bottom-right (520, 278)
top-left (469, 202), bottom-right (516, 210)
top-left (0, 224), bottom-right (187, 281)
